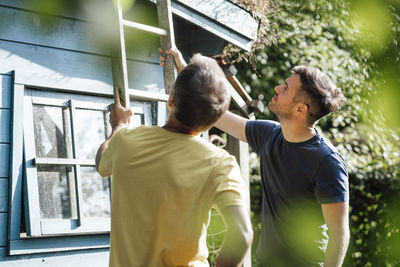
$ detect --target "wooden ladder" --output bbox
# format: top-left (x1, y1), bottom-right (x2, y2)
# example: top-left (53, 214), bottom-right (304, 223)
top-left (110, 0), bottom-right (176, 108)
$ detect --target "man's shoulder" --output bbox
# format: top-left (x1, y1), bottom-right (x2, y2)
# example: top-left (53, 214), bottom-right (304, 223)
top-left (196, 136), bottom-right (232, 158)
top-left (312, 135), bottom-right (347, 173)
top-left (315, 134), bottom-right (344, 160)
top-left (245, 119), bottom-right (282, 149)
top-left (247, 119), bottom-right (281, 130)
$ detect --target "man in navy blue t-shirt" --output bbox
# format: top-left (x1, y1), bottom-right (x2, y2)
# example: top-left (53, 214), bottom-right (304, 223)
top-left (163, 48), bottom-right (350, 266)
top-left (215, 66), bottom-right (350, 266)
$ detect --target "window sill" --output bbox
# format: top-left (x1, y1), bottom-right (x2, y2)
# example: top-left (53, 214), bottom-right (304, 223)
top-left (8, 234), bottom-right (109, 255)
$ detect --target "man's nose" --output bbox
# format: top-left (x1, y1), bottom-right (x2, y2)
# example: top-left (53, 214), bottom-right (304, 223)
top-left (274, 85), bottom-right (281, 94)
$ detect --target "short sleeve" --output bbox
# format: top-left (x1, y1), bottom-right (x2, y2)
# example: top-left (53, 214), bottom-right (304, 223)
top-left (98, 129), bottom-right (122, 177)
top-left (314, 153), bottom-right (349, 204)
top-left (208, 156), bottom-right (247, 211)
top-left (246, 120), bottom-right (280, 154)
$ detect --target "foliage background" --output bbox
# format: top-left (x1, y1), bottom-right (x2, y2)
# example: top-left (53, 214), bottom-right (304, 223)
top-left (229, 0), bottom-right (400, 265)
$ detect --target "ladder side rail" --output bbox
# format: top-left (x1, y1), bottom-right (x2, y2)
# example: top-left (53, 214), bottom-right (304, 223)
top-left (110, 0), bottom-right (130, 108)
top-left (156, 0), bottom-right (177, 94)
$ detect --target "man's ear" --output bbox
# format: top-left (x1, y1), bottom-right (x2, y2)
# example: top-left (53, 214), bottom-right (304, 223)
top-left (294, 103), bottom-right (308, 116)
top-left (167, 92), bottom-right (174, 110)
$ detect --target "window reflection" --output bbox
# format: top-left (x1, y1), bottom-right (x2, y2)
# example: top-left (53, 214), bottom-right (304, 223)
top-left (81, 167), bottom-right (111, 218)
top-left (75, 109), bottom-right (106, 159)
top-left (33, 105), bottom-right (71, 158)
top-left (37, 166), bottom-right (77, 220)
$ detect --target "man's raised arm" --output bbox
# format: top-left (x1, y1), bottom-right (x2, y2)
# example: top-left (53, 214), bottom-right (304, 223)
top-left (214, 111), bottom-right (248, 143)
top-left (159, 48), bottom-right (249, 143)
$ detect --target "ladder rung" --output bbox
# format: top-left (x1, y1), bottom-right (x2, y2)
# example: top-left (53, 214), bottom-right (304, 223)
top-left (122, 20), bottom-right (167, 36)
top-left (128, 89), bottom-right (169, 102)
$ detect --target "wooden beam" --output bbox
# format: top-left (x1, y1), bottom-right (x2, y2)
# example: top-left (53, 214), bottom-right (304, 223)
top-left (226, 76), bottom-right (252, 102)
top-left (226, 74), bottom-right (264, 114)
top-left (226, 134), bottom-right (252, 266)
top-left (156, 0), bottom-right (176, 94)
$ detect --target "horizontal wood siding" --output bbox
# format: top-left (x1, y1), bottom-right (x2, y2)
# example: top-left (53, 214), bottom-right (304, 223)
top-left (0, 40), bottom-right (164, 95)
top-left (0, 247), bottom-right (109, 266)
top-left (0, 109), bottom-right (10, 143)
top-left (0, 3), bottom-right (161, 64)
top-left (0, 0), bottom-right (85, 20)
top-left (0, 213), bottom-right (6, 246)
top-left (0, 75), bottom-right (11, 108)
top-left (0, 179), bottom-right (7, 212)
top-left (0, 3), bottom-right (163, 94)
top-left (0, 144), bottom-right (9, 178)
top-left (0, 5), bottom-right (107, 56)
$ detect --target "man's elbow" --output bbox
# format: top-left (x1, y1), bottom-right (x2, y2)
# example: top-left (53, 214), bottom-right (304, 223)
top-left (242, 224), bottom-right (254, 249)
top-left (233, 223), bottom-right (253, 255)
top-left (343, 227), bottom-right (350, 247)
top-left (331, 226), bottom-right (350, 249)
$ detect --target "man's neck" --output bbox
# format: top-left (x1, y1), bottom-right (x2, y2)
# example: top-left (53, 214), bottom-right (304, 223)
top-left (162, 117), bottom-right (199, 136)
top-left (279, 119), bottom-right (317, 143)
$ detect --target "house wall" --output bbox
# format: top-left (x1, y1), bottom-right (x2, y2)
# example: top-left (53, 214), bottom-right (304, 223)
top-left (0, 75), bottom-right (110, 266)
top-left (0, 0), bottom-right (161, 265)
top-left (0, 2), bottom-right (164, 95)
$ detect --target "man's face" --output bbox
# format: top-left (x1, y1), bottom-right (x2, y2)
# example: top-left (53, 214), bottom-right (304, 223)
top-left (268, 74), bottom-right (302, 119)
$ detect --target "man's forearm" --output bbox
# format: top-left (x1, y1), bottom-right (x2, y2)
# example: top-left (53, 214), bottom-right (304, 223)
top-left (215, 206), bottom-right (253, 267)
top-left (324, 232), bottom-right (350, 267)
top-left (215, 229), bottom-right (252, 267)
top-left (214, 111), bottom-right (248, 143)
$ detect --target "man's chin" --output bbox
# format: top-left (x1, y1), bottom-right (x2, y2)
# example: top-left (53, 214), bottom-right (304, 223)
top-left (267, 103), bottom-right (275, 113)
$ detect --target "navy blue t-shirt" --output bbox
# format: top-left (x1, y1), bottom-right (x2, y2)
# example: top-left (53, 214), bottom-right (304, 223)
top-left (246, 120), bottom-right (349, 266)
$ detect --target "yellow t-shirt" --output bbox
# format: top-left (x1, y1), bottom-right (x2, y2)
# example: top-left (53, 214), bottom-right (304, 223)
top-left (98, 126), bottom-right (246, 267)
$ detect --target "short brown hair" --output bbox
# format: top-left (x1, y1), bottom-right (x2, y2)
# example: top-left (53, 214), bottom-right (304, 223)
top-left (292, 65), bottom-right (345, 125)
top-left (173, 54), bottom-right (230, 132)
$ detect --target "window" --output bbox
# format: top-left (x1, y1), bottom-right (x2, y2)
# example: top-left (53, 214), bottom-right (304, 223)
top-left (22, 88), bottom-right (163, 236)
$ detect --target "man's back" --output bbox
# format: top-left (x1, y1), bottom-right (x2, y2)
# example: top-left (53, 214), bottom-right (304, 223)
top-left (98, 125), bottom-right (246, 267)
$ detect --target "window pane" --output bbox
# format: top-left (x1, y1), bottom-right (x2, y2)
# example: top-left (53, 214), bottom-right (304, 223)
top-left (75, 109), bottom-right (106, 159)
top-left (33, 105), bottom-right (71, 158)
top-left (37, 166), bottom-right (77, 220)
top-left (81, 167), bottom-right (111, 218)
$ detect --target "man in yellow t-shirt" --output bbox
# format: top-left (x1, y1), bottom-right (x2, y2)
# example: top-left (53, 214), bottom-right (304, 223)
top-left (96, 53), bottom-right (253, 267)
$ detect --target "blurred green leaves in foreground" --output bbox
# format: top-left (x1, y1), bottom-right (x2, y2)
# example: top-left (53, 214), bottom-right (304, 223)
top-left (349, 0), bottom-right (400, 129)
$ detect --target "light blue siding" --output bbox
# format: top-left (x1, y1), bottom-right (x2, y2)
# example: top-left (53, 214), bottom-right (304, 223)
top-left (0, 144), bottom-right (9, 178)
top-left (0, 179), bottom-right (7, 212)
top-left (0, 0), bottom-right (84, 20)
top-left (0, 40), bottom-right (164, 95)
top-left (0, 75), bottom-right (11, 109)
top-left (0, 248), bottom-right (109, 266)
top-left (0, 212), bottom-right (6, 247)
top-left (0, 109), bottom-right (10, 143)
top-left (0, 5), bottom-right (107, 55)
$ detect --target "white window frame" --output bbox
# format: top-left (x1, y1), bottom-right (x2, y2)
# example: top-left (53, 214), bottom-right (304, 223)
top-left (8, 74), bottom-right (168, 254)
top-left (23, 88), bottom-right (153, 236)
